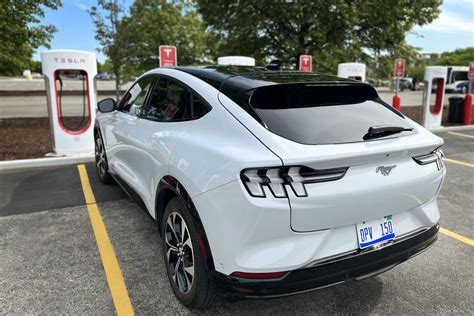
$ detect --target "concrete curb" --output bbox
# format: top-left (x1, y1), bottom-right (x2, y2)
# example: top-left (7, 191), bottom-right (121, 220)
top-left (0, 154), bottom-right (94, 172)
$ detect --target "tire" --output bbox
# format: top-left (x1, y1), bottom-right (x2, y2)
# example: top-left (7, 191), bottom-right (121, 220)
top-left (94, 131), bottom-right (114, 184)
top-left (461, 86), bottom-right (467, 94)
top-left (162, 197), bottom-right (216, 309)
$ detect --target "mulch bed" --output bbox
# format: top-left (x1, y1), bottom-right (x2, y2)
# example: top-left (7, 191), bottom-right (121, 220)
top-left (1, 104), bottom-right (473, 161)
top-left (0, 118), bottom-right (52, 160)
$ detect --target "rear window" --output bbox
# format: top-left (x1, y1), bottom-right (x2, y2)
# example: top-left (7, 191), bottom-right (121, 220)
top-left (248, 84), bottom-right (413, 145)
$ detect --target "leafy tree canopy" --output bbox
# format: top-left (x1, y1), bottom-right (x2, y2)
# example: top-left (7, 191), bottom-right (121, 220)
top-left (90, 0), bottom-right (129, 97)
top-left (435, 47), bottom-right (474, 66)
top-left (196, 0), bottom-right (442, 71)
top-left (122, 0), bottom-right (211, 75)
top-left (0, 0), bottom-right (61, 76)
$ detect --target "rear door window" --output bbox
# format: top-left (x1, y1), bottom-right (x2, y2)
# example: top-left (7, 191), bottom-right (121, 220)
top-left (249, 84), bottom-right (413, 145)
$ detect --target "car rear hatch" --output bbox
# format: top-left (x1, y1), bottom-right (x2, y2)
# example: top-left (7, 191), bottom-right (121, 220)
top-left (219, 79), bottom-right (445, 232)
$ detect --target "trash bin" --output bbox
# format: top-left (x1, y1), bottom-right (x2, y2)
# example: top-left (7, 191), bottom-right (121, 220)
top-left (448, 96), bottom-right (465, 123)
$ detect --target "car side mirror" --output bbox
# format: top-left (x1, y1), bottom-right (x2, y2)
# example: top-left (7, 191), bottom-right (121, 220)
top-left (98, 98), bottom-right (116, 113)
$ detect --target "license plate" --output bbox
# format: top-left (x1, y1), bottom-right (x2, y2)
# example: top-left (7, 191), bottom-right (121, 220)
top-left (356, 215), bottom-right (396, 249)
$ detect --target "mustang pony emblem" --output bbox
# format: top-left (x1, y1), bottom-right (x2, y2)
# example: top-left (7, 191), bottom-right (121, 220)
top-left (376, 165), bottom-right (396, 176)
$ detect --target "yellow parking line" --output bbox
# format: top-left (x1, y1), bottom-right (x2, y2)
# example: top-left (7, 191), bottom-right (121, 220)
top-left (439, 227), bottom-right (474, 247)
top-left (448, 131), bottom-right (474, 139)
top-left (77, 164), bottom-right (134, 316)
top-left (443, 158), bottom-right (474, 168)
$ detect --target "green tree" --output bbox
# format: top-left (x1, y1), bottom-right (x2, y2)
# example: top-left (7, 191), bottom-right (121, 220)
top-left (90, 0), bottom-right (128, 99)
top-left (435, 47), bottom-right (474, 66)
top-left (0, 0), bottom-right (61, 76)
top-left (196, 0), bottom-right (441, 71)
top-left (122, 0), bottom-right (211, 75)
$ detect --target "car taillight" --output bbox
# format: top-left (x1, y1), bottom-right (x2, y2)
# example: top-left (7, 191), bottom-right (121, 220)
top-left (230, 271), bottom-right (287, 280)
top-left (413, 148), bottom-right (444, 170)
top-left (240, 166), bottom-right (348, 198)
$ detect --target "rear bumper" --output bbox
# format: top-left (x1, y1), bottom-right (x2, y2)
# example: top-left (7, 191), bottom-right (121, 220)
top-left (214, 224), bottom-right (439, 298)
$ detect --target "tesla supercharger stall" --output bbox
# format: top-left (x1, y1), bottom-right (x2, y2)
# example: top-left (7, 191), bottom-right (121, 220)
top-left (41, 50), bottom-right (97, 155)
top-left (421, 66), bottom-right (447, 128)
top-left (337, 63), bottom-right (366, 82)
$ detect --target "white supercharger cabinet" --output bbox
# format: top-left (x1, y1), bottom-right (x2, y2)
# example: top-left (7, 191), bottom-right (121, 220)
top-left (337, 63), bottom-right (366, 82)
top-left (41, 50), bottom-right (97, 155)
top-left (421, 66), bottom-right (447, 128)
top-left (217, 56), bottom-right (255, 66)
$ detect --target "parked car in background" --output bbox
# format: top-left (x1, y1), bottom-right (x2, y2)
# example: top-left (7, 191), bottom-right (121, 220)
top-left (97, 72), bottom-right (112, 80)
top-left (445, 66), bottom-right (469, 92)
top-left (453, 80), bottom-right (473, 94)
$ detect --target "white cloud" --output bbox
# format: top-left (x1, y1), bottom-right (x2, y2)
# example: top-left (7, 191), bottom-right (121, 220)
top-left (72, 2), bottom-right (89, 11)
top-left (413, 10), bottom-right (474, 33)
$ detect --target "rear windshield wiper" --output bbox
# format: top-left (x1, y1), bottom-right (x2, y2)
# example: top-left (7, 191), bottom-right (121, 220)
top-left (363, 126), bottom-right (413, 140)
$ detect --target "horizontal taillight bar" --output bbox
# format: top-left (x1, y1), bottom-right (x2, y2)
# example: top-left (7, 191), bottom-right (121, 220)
top-left (240, 166), bottom-right (348, 198)
top-left (413, 149), bottom-right (444, 170)
top-left (230, 271), bottom-right (287, 280)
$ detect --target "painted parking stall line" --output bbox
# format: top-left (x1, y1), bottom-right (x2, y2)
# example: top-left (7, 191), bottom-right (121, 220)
top-left (447, 131), bottom-right (474, 139)
top-left (77, 164), bottom-right (134, 316)
top-left (439, 227), bottom-right (474, 247)
top-left (443, 158), bottom-right (474, 168)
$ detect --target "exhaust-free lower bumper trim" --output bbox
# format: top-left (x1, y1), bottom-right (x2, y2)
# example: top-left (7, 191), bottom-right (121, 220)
top-left (214, 224), bottom-right (439, 298)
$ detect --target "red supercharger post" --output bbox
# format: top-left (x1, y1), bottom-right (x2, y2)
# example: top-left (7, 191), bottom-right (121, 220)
top-left (393, 58), bottom-right (405, 111)
top-left (464, 62), bottom-right (474, 125)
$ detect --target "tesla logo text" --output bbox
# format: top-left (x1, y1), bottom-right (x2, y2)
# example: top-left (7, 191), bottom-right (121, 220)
top-left (163, 48), bottom-right (173, 57)
top-left (53, 58), bottom-right (86, 64)
top-left (376, 165), bottom-right (396, 176)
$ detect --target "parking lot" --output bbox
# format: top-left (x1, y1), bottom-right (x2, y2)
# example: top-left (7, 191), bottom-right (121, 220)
top-left (0, 129), bottom-right (473, 314)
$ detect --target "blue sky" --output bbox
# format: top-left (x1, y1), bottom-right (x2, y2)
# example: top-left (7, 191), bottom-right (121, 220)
top-left (34, 0), bottom-right (474, 63)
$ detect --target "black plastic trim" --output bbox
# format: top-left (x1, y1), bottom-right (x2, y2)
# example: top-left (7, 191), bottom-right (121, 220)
top-left (156, 176), bottom-right (216, 271)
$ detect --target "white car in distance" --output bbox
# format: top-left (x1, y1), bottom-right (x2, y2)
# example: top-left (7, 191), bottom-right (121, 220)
top-left (94, 66), bottom-right (445, 308)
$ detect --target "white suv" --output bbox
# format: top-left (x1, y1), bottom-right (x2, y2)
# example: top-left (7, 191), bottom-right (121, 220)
top-left (95, 66), bottom-right (445, 308)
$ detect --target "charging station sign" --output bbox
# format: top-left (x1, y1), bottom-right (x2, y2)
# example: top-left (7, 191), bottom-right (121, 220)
top-left (394, 58), bottom-right (405, 78)
top-left (159, 45), bottom-right (177, 67)
top-left (299, 55), bottom-right (312, 72)
top-left (469, 62), bottom-right (474, 79)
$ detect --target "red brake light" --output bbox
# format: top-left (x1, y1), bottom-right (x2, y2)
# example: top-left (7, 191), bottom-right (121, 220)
top-left (230, 271), bottom-right (287, 280)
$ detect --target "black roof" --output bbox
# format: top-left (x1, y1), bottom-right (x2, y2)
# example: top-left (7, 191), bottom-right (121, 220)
top-left (174, 66), bottom-right (357, 96)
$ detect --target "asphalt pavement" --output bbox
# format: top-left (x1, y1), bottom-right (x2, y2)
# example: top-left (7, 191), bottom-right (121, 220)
top-left (0, 129), bottom-right (473, 314)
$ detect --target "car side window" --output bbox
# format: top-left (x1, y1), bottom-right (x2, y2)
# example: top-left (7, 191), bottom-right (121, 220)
top-left (144, 78), bottom-right (191, 121)
top-left (119, 77), bottom-right (155, 115)
top-left (190, 92), bottom-right (209, 118)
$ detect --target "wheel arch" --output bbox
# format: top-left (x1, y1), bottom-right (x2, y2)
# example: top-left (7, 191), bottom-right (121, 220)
top-left (156, 175), bottom-right (216, 271)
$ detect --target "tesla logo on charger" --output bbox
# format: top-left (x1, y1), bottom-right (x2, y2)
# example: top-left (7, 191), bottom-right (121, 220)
top-left (376, 165), bottom-right (396, 176)
top-left (159, 45), bottom-right (177, 67)
top-left (299, 55), bottom-right (312, 72)
top-left (53, 58), bottom-right (86, 64)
